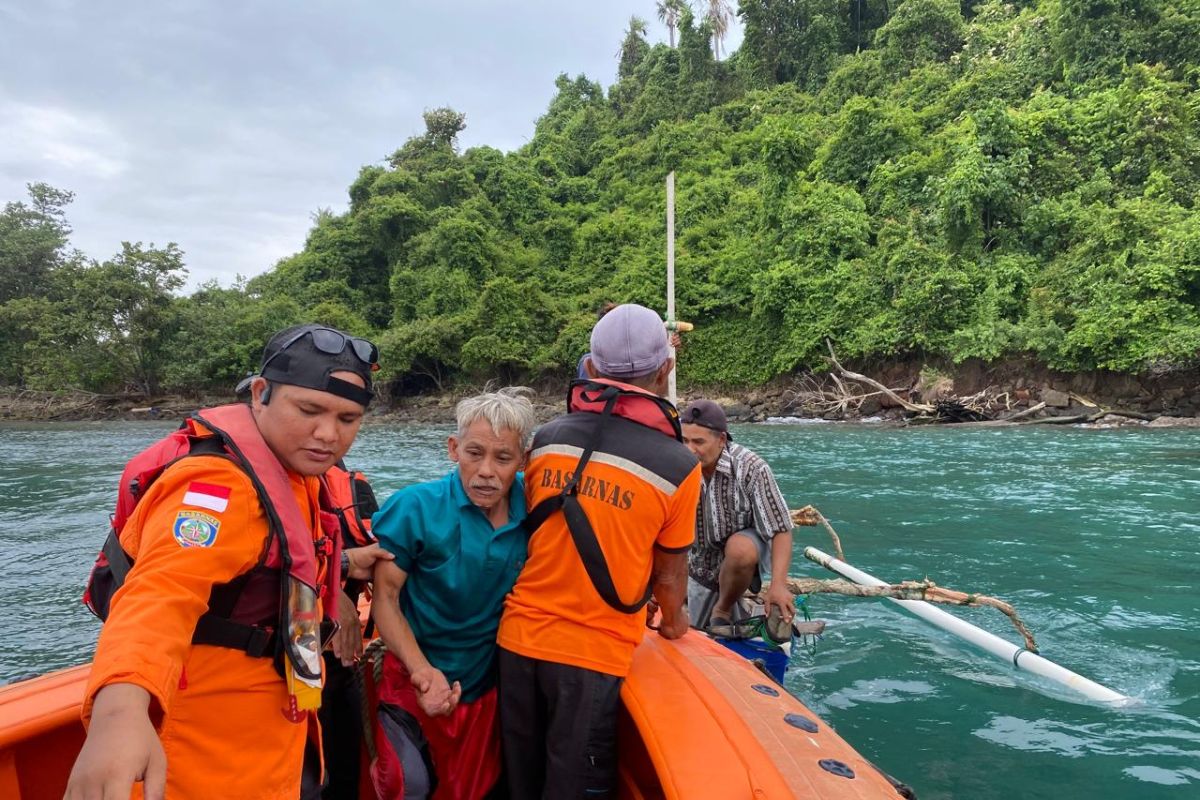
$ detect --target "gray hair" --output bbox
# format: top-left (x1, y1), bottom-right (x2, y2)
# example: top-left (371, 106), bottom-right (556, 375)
top-left (455, 387), bottom-right (537, 450)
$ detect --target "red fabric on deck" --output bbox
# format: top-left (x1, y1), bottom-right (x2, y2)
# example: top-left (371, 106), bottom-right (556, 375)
top-left (370, 654), bottom-right (501, 800)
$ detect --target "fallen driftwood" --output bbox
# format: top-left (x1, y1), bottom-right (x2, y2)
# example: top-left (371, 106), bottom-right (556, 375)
top-left (822, 340), bottom-right (1021, 424)
top-left (781, 372), bottom-right (891, 418)
top-left (1034, 414), bottom-right (1088, 425)
top-left (816, 340), bottom-right (1173, 427)
top-left (1003, 401), bottom-right (1046, 422)
top-left (825, 339), bottom-right (934, 414)
top-left (947, 404), bottom-right (1165, 428)
top-left (1091, 409), bottom-right (1156, 422)
top-left (951, 402), bottom-right (1048, 427)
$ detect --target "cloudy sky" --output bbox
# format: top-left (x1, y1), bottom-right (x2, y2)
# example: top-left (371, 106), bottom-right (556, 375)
top-left (0, 1), bottom-right (742, 290)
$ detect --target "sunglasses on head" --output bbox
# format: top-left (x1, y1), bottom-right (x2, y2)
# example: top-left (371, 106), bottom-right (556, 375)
top-left (263, 327), bottom-right (380, 371)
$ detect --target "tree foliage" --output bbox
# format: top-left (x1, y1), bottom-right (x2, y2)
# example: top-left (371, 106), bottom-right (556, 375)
top-left (4, 0), bottom-right (1200, 394)
top-left (0, 183), bottom-right (75, 304)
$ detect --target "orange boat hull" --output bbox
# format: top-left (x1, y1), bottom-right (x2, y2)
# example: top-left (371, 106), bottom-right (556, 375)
top-left (0, 664), bottom-right (87, 800)
top-left (616, 632), bottom-right (903, 799)
top-left (0, 634), bottom-right (903, 799)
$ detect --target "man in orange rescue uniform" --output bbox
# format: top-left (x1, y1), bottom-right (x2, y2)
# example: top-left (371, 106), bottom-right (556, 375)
top-left (497, 303), bottom-right (702, 798)
top-left (66, 323), bottom-right (391, 800)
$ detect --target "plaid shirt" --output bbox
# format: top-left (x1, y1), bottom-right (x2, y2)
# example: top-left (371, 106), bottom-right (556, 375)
top-left (688, 441), bottom-right (792, 590)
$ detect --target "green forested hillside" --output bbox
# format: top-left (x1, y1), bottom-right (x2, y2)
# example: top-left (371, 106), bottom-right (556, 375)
top-left (3, 0), bottom-right (1199, 395)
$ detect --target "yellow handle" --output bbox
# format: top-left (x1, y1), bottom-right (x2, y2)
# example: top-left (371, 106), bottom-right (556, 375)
top-left (665, 320), bottom-right (694, 333)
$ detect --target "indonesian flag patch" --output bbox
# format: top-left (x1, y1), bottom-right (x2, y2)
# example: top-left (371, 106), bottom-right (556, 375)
top-left (182, 481), bottom-right (232, 513)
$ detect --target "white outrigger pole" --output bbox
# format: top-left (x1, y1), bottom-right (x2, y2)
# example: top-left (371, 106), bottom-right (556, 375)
top-left (804, 546), bottom-right (1131, 704)
top-left (665, 171), bottom-right (678, 406)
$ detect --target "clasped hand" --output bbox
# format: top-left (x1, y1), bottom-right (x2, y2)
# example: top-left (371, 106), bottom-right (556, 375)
top-left (411, 666), bottom-right (462, 717)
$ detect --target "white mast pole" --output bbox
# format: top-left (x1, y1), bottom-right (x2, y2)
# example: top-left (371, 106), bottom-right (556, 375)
top-left (666, 171), bottom-right (677, 406)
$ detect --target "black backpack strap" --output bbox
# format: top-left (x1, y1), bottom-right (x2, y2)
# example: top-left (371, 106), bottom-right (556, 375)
top-left (192, 614), bottom-right (277, 658)
top-left (192, 567), bottom-right (279, 658)
top-left (352, 475), bottom-right (380, 522)
top-left (524, 385), bottom-right (654, 615)
top-left (101, 527), bottom-right (132, 587)
top-left (521, 493), bottom-right (563, 535)
top-left (560, 492), bottom-right (653, 614)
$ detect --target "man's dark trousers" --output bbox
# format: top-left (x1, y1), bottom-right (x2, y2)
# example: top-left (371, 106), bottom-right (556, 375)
top-left (498, 648), bottom-right (623, 799)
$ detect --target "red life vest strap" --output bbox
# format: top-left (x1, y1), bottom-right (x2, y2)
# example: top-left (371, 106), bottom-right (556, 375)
top-left (566, 378), bottom-right (682, 440)
top-left (193, 405), bottom-right (324, 591)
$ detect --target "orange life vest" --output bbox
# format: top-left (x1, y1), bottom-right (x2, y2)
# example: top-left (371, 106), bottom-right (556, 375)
top-left (522, 378), bottom-right (684, 614)
top-left (323, 463), bottom-right (377, 551)
top-left (83, 403), bottom-right (342, 688)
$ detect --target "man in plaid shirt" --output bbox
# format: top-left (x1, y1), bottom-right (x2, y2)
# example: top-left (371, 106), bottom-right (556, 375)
top-left (680, 400), bottom-right (796, 631)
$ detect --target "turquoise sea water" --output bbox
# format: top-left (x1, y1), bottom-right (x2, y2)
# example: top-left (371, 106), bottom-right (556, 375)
top-left (1, 420), bottom-right (1197, 799)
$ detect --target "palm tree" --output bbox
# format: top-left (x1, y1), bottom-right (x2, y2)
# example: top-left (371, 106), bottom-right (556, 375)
top-left (656, 0), bottom-right (689, 48)
top-left (704, 0), bottom-right (733, 60)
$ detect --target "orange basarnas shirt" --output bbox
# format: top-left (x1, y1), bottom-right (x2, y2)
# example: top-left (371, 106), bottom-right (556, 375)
top-left (84, 455), bottom-right (322, 800)
top-left (498, 410), bottom-right (701, 677)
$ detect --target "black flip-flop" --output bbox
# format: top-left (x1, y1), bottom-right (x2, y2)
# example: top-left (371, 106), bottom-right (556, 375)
top-left (706, 613), bottom-right (753, 639)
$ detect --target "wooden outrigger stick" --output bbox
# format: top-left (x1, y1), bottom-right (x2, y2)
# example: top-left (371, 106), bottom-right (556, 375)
top-left (801, 546), bottom-right (1131, 703)
top-left (791, 505), bottom-right (843, 560)
top-left (786, 506), bottom-right (1036, 651)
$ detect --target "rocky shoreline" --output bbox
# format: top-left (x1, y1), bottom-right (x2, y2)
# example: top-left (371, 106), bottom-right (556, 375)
top-left (3, 359), bottom-right (1199, 429)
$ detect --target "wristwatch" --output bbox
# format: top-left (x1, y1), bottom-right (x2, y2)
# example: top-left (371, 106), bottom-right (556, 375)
top-left (340, 549), bottom-right (351, 576)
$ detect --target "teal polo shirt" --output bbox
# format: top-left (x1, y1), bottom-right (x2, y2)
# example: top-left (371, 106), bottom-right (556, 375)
top-left (372, 468), bottom-right (527, 702)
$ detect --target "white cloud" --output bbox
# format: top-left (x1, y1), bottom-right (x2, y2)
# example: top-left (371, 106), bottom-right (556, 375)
top-left (0, 100), bottom-right (129, 179)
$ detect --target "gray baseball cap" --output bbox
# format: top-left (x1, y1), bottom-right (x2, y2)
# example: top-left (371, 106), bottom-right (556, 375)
top-left (589, 304), bottom-right (670, 379)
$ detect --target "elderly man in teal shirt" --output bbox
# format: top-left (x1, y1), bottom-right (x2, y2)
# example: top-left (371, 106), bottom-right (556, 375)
top-left (371, 387), bottom-right (535, 800)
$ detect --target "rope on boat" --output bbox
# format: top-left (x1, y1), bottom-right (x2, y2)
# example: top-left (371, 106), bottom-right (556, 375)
top-left (356, 638), bottom-right (389, 761)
